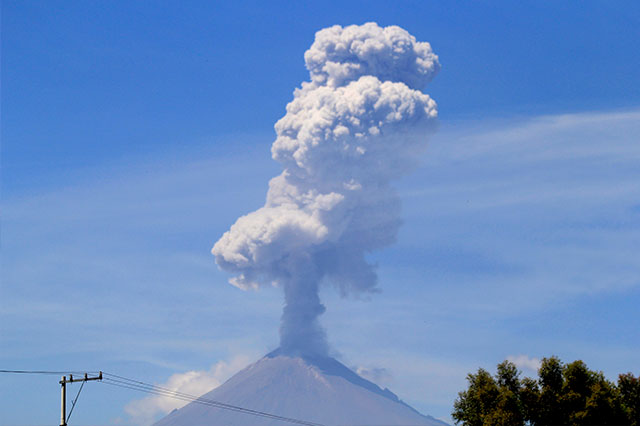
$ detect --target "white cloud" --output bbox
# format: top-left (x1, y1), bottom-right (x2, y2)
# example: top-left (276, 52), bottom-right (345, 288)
top-left (507, 354), bottom-right (542, 373)
top-left (124, 355), bottom-right (251, 426)
top-left (355, 366), bottom-right (393, 388)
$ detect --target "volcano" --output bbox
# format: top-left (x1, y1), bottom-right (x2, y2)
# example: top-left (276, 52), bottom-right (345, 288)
top-left (153, 350), bottom-right (447, 426)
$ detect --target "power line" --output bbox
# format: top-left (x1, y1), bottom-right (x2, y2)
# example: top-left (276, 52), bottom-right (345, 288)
top-left (100, 372), bottom-right (326, 426)
top-left (0, 369), bottom-right (99, 375)
top-left (101, 380), bottom-right (324, 426)
top-left (1, 369), bottom-right (324, 425)
top-left (0, 369), bottom-right (428, 426)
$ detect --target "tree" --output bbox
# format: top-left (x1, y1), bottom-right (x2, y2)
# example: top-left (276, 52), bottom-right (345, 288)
top-left (618, 373), bottom-right (640, 426)
top-left (453, 361), bottom-right (527, 426)
top-left (578, 376), bottom-right (626, 425)
top-left (453, 357), bottom-right (639, 426)
top-left (562, 360), bottom-right (597, 424)
top-left (486, 361), bottom-right (525, 426)
top-left (453, 368), bottom-right (500, 426)
top-left (538, 356), bottom-right (566, 425)
top-left (519, 376), bottom-right (540, 425)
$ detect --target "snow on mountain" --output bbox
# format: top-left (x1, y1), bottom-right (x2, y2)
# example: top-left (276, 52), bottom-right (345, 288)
top-left (154, 351), bottom-right (448, 426)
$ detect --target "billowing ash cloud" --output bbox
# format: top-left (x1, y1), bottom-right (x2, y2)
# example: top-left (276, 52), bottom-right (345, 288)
top-left (212, 22), bottom-right (439, 357)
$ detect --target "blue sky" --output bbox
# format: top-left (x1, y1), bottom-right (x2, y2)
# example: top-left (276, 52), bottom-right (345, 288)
top-left (1, 1), bottom-right (639, 425)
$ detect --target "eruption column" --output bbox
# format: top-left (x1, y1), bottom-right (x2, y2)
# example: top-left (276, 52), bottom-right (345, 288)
top-left (279, 254), bottom-right (327, 356)
top-left (212, 22), bottom-right (440, 356)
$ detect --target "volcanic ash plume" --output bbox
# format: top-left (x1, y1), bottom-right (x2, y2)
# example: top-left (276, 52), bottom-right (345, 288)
top-left (212, 23), bottom-right (439, 357)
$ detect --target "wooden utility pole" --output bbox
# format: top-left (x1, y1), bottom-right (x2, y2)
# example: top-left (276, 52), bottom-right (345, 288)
top-left (60, 376), bottom-right (66, 426)
top-left (59, 372), bottom-right (102, 426)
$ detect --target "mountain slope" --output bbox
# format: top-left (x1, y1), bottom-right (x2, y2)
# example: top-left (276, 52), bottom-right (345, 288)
top-left (154, 352), bottom-right (448, 426)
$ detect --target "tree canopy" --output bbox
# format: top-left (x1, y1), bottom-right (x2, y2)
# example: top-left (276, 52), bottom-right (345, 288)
top-left (453, 357), bottom-right (639, 426)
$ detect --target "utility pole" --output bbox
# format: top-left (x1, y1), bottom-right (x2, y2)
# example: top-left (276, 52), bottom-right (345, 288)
top-left (59, 372), bottom-right (102, 426)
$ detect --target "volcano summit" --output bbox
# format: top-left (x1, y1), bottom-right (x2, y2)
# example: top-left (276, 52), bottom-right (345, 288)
top-left (154, 351), bottom-right (448, 426)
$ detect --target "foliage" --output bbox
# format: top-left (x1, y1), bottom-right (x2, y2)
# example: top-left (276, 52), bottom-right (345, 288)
top-left (452, 356), bottom-right (638, 426)
top-left (618, 373), bottom-right (640, 426)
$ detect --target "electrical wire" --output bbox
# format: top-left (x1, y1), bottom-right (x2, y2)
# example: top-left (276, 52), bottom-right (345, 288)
top-left (0, 369), bottom-right (98, 375)
top-left (100, 378), bottom-right (325, 426)
top-left (0, 369), bottom-right (424, 426)
top-left (100, 372), bottom-right (326, 426)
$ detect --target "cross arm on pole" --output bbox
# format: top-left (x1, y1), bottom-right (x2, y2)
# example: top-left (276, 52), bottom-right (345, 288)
top-left (59, 372), bottom-right (102, 425)
top-left (61, 371), bottom-right (102, 384)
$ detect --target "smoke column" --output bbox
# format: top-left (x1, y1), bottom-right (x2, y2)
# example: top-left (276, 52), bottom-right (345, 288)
top-left (212, 23), bottom-right (439, 357)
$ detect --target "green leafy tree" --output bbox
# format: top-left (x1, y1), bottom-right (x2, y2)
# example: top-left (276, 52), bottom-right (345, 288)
top-left (485, 361), bottom-right (525, 426)
top-left (453, 361), bottom-right (527, 426)
top-left (618, 373), bottom-right (640, 426)
top-left (562, 360), bottom-right (597, 424)
top-left (519, 376), bottom-right (540, 424)
top-left (453, 368), bottom-right (500, 426)
top-left (578, 376), bottom-right (626, 425)
top-left (453, 357), bottom-right (639, 426)
top-left (538, 356), bottom-right (566, 425)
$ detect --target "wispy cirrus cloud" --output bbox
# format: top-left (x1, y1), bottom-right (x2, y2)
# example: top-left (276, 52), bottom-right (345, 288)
top-left (394, 108), bottom-right (640, 308)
